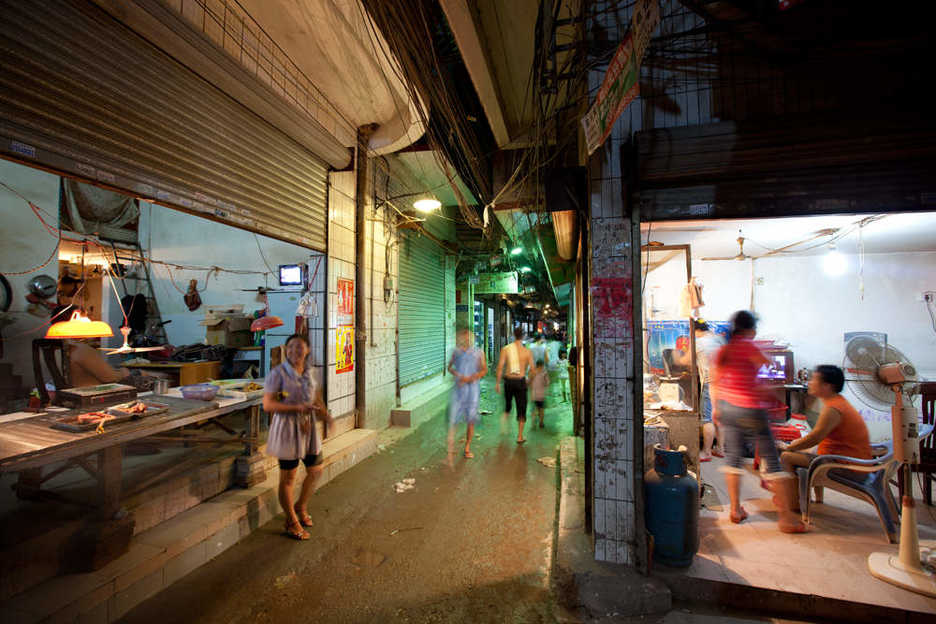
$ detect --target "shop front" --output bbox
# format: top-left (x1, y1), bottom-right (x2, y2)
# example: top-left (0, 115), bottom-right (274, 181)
top-left (627, 115), bottom-right (936, 614)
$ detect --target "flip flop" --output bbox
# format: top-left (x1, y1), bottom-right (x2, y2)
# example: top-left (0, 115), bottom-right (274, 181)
top-left (699, 456), bottom-right (712, 462)
top-left (517, 438), bottom-right (526, 444)
top-left (712, 449), bottom-right (725, 458)
top-left (464, 450), bottom-right (474, 459)
top-left (294, 506), bottom-right (313, 527)
top-left (284, 521), bottom-right (310, 540)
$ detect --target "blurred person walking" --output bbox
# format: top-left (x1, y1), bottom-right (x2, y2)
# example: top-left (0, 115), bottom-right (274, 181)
top-left (530, 359), bottom-right (550, 429)
top-left (496, 327), bottom-right (534, 443)
top-left (447, 328), bottom-right (487, 459)
top-left (712, 311), bottom-right (806, 533)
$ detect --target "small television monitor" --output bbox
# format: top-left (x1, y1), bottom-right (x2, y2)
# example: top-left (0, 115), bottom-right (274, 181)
top-left (758, 351), bottom-right (793, 384)
top-left (278, 264), bottom-right (305, 287)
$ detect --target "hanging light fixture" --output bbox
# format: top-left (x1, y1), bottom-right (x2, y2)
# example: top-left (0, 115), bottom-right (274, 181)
top-left (510, 246), bottom-right (523, 256)
top-left (46, 310), bottom-right (113, 339)
top-left (823, 241), bottom-right (847, 276)
top-left (413, 197), bottom-right (441, 213)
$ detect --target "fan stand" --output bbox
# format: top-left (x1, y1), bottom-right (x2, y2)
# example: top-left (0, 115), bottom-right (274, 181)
top-left (867, 389), bottom-right (936, 597)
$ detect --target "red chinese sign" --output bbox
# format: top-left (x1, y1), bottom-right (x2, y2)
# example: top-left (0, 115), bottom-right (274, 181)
top-left (337, 278), bottom-right (354, 326)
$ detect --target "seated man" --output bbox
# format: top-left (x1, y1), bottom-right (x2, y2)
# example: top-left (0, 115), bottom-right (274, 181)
top-left (779, 364), bottom-right (872, 509)
top-left (67, 339), bottom-right (132, 387)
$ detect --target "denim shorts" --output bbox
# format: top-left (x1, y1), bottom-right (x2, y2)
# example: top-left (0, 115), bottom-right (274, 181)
top-left (717, 400), bottom-right (782, 475)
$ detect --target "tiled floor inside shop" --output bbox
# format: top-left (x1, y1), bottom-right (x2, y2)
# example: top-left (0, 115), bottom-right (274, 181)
top-left (689, 457), bottom-right (936, 615)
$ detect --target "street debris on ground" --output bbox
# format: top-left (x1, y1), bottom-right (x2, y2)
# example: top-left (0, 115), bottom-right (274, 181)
top-left (393, 477), bottom-right (416, 493)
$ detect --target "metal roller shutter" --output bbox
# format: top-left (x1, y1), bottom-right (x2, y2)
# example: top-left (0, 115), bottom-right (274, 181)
top-left (0, 0), bottom-right (328, 250)
top-left (398, 230), bottom-right (445, 387)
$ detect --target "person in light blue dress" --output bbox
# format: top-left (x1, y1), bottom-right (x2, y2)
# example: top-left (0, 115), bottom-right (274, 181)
top-left (447, 328), bottom-right (487, 459)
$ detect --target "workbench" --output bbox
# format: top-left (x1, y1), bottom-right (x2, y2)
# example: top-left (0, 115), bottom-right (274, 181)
top-left (123, 360), bottom-right (221, 386)
top-left (0, 392), bottom-right (264, 512)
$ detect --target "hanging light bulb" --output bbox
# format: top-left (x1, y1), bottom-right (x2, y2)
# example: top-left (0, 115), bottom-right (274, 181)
top-left (823, 241), bottom-right (847, 276)
top-left (413, 197), bottom-right (441, 213)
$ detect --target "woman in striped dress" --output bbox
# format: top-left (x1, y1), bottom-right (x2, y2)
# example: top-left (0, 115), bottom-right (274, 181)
top-left (263, 334), bottom-right (333, 540)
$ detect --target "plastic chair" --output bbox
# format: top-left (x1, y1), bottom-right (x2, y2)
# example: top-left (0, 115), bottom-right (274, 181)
top-left (899, 382), bottom-right (936, 505)
top-left (796, 443), bottom-right (900, 543)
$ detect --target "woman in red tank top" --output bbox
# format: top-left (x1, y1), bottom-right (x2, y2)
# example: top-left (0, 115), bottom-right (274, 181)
top-left (712, 311), bottom-right (806, 534)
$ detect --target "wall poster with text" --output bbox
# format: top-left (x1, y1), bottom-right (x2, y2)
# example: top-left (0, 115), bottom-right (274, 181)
top-left (336, 325), bottom-right (354, 374)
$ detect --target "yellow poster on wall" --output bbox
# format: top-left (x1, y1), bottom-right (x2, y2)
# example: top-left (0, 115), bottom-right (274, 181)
top-left (336, 325), bottom-right (354, 374)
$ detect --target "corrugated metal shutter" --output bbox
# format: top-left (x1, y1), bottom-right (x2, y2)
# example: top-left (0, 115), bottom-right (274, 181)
top-left (0, 0), bottom-right (327, 251)
top-left (398, 230), bottom-right (445, 387)
top-left (636, 117), bottom-right (936, 221)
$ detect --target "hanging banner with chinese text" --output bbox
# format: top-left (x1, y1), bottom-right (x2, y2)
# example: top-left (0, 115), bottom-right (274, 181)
top-left (336, 325), bottom-right (354, 374)
top-left (582, 0), bottom-right (659, 155)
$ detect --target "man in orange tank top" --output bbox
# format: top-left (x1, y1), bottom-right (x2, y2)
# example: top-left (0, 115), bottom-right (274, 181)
top-left (780, 365), bottom-right (873, 510)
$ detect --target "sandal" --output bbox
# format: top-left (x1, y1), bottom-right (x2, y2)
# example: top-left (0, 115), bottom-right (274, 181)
top-left (285, 520), bottom-right (310, 540)
top-left (729, 507), bottom-right (749, 524)
top-left (294, 506), bottom-right (313, 527)
top-left (464, 450), bottom-right (474, 459)
top-left (712, 449), bottom-right (725, 458)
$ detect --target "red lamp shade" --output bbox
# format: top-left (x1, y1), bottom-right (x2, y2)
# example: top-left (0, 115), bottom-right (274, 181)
top-left (46, 311), bottom-right (113, 339)
top-left (250, 315), bottom-right (284, 332)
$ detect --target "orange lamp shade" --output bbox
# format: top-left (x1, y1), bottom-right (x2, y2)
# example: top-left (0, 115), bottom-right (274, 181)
top-left (45, 311), bottom-right (114, 339)
top-left (250, 315), bottom-right (284, 332)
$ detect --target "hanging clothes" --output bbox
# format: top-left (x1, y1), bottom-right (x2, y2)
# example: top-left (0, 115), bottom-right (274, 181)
top-left (678, 278), bottom-right (704, 318)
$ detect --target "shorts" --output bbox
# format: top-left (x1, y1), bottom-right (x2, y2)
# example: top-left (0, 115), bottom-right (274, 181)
top-left (534, 400), bottom-right (545, 409)
top-left (504, 377), bottom-right (528, 420)
top-left (700, 384), bottom-right (713, 424)
top-left (278, 453), bottom-right (323, 471)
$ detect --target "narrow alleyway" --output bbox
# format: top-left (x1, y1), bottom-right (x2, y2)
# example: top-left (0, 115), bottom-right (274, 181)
top-left (122, 376), bottom-right (574, 624)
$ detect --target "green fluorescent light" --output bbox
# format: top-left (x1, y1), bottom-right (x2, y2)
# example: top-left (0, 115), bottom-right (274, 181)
top-left (510, 246), bottom-right (523, 255)
top-left (520, 266), bottom-right (532, 273)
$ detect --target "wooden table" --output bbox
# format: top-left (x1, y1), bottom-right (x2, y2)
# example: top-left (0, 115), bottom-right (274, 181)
top-left (0, 392), bottom-right (266, 569)
top-left (0, 394), bottom-right (263, 511)
top-left (123, 360), bottom-right (221, 386)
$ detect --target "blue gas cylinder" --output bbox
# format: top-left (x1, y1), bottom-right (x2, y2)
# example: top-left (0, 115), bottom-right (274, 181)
top-left (644, 444), bottom-right (699, 567)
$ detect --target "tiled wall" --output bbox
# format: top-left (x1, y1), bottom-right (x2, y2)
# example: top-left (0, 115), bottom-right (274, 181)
top-left (361, 163), bottom-right (399, 429)
top-left (587, 67), bottom-right (639, 565)
top-left (326, 163), bottom-right (401, 429)
top-left (327, 170), bottom-right (357, 418)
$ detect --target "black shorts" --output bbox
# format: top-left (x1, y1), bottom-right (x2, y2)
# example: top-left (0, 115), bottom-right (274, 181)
top-left (534, 400), bottom-right (545, 409)
top-left (504, 377), bottom-right (528, 420)
top-left (278, 453), bottom-right (323, 471)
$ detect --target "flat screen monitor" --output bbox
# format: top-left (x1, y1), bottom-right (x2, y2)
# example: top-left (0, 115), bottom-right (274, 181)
top-left (278, 264), bottom-right (305, 287)
top-left (758, 351), bottom-right (793, 383)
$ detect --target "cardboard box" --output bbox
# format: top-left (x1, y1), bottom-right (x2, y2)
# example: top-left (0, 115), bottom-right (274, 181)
top-left (203, 317), bottom-right (252, 347)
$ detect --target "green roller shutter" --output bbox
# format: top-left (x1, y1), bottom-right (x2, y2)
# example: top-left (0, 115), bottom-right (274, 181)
top-left (398, 230), bottom-right (445, 386)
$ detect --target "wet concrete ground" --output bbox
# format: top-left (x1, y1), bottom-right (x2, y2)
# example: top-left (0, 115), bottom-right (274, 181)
top-left (122, 376), bottom-right (574, 624)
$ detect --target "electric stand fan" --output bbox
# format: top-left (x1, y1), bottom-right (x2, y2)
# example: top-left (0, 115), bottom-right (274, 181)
top-left (844, 334), bottom-right (936, 596)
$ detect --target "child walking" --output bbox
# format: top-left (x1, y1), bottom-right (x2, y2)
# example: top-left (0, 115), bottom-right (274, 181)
top-left (530, 359), bottom-right (550, 429)
top-left (448, 328), bottom-right (487, 458)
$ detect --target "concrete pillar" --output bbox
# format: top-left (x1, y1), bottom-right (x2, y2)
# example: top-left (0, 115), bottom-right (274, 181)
top-left (587, 130), bottom-right (642, 567)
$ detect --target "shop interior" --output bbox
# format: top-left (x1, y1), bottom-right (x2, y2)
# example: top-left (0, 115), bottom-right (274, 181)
top-left (640, 211), bottom-right (936, 609)
top-left (0, 159), bottom-right (332, 597)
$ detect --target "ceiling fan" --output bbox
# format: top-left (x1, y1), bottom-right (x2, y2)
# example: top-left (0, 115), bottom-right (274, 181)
top-left (702, 232), bottom-right (753, 261)
top-left (99, 325), bottom-right (165, 355)
top-left (701, 227), bottom-right (841, 262)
